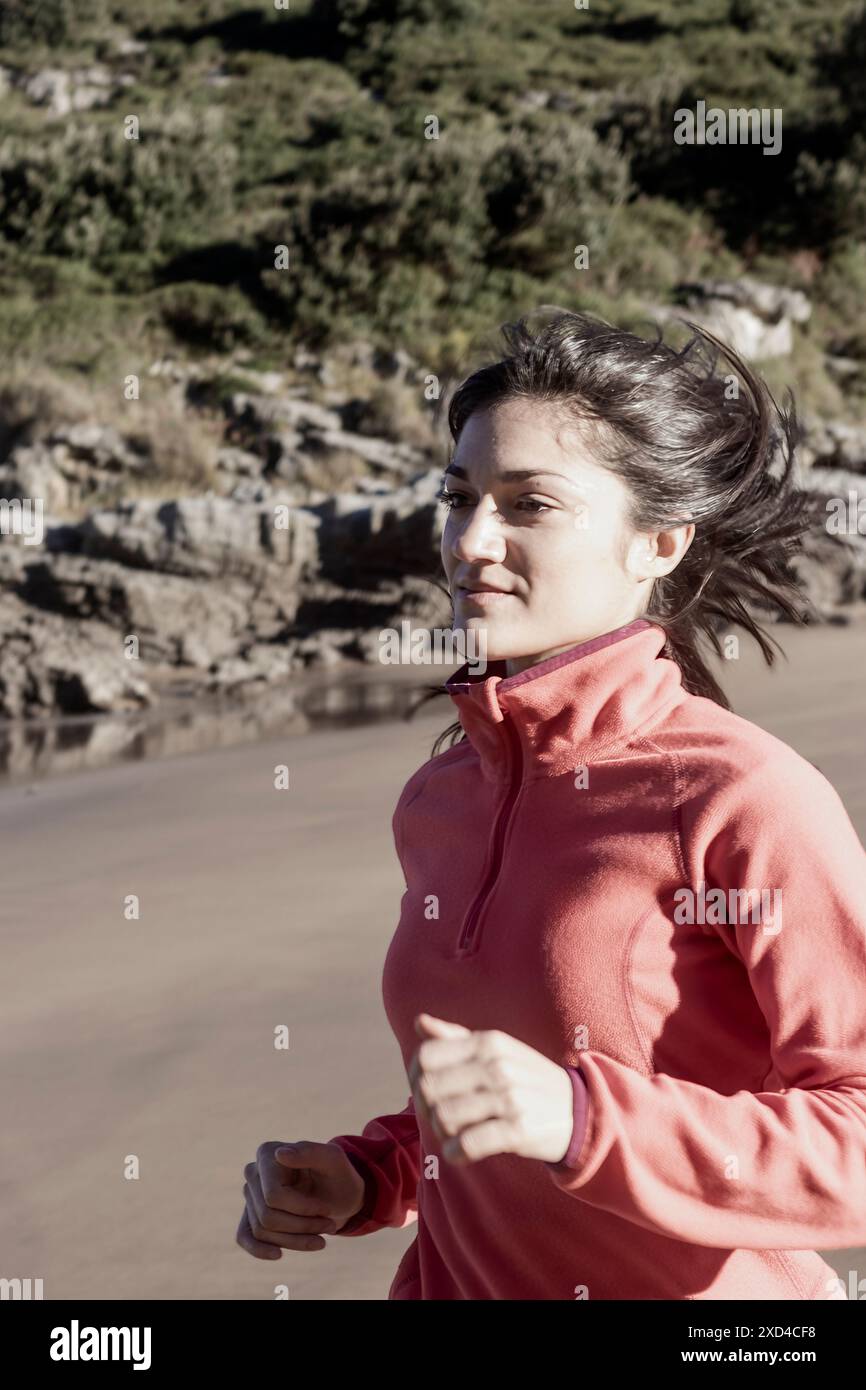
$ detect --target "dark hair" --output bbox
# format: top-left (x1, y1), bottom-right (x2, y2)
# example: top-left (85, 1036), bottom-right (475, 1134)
top-left (406, 307), bottom-right (825, 759)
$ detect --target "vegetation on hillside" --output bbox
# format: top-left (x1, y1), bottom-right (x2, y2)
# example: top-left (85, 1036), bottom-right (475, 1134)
top-left (0, 0), bottom-right (864, 422)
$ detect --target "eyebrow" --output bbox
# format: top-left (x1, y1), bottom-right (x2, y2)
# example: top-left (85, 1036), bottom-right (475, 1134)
top-left (443, 463), bottom-right (587, 487)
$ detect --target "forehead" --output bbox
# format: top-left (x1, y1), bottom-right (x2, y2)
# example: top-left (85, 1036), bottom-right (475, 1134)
top-left (451, 398), bottom-right (605, 477)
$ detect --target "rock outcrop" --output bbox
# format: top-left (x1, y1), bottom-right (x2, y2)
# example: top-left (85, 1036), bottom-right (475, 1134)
top-left (1, 327), bottom-right (864, 722)
top-left (652, 275), bottom-right (812, 360)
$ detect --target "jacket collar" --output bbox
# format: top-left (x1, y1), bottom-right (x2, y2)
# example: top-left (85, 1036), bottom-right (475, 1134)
top-left (444, 618), bottom-right (683, 780)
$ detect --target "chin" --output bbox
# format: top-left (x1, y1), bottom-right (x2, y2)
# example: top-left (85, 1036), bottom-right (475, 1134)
top-left (452, 618), bottom-right (521, 665)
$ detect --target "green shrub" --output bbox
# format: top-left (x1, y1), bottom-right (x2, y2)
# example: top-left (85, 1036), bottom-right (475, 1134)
top-left (0, 0), bottom-right (72, 46)
top-left (311, 0), bottom-right (484, 42)
top-left (0, 109), bottom-right (238, 268)
top-left (815, 1), bottom-right (866, 134)
top-left (261, 108), bottom-right (632, 344)
top-left (151, 283), bottom-right (268, 353)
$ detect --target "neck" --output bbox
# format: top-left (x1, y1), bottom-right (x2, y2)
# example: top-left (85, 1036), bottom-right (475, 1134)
top-left (503, 616), bottom-right (647, 680)
top-left (445, 619), bottom-right (683, 782)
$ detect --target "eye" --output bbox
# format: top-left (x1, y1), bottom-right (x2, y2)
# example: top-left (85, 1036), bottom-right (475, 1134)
top-left (435, 485), bottom-right (466, 509)
top-left (435, 486), bottom-right (551, 514)
top-left (517, 497), bottom-right (550, 513)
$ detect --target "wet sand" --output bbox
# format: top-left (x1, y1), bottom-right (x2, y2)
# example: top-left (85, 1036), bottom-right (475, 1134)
top-left (2, 615), bottom-right (865, 1299)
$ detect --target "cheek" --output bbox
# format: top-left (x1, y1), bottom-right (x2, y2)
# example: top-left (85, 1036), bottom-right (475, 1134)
top-left (538, 520), bottom-right (621, 572)
top-left (575, 510), bottom-right (633, 567)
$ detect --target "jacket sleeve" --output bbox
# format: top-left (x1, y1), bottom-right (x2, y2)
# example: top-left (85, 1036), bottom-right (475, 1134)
top-left (545, 753), bottom-right (866, 1251)
top-left (544, 1066), bottom-right (591, 1169)
top-left (327, 1096), bottom-right (421, 1237)
top-left (324, 768), bottom-right (433, 1236)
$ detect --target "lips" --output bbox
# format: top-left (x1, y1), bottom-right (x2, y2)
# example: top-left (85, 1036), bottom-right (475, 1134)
top-left (456, 585), bottom-right (514, 606)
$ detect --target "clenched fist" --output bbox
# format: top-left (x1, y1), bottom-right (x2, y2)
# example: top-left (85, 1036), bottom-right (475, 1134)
top-left (408, 1012), bottom-right (574, 1165)
top-left (236, 1139), bottom-right (366, 1260)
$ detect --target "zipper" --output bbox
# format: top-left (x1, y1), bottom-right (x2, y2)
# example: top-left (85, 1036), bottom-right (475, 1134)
top-left (455, 715), bottom-right (523, 956)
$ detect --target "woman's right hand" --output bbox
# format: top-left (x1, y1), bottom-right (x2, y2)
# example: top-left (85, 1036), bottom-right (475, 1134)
top-left (236, 1140), bottom-right (367, 1260)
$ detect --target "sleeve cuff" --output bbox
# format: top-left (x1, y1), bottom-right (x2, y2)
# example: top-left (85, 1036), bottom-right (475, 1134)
top-left (331, 1144), bottom-right (379, 1235)
top-left (545, 1065), bottom-right (590, 1172)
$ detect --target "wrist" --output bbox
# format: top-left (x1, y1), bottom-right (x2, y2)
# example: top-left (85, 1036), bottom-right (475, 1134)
top-left (333, 1147), bottom-right (378, 1234)
top-left (546, 1066), bottom-right (590, 1170)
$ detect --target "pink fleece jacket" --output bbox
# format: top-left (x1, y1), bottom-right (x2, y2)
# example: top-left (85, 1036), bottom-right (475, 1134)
top-left (328, 618), bottom-right (866, 1299)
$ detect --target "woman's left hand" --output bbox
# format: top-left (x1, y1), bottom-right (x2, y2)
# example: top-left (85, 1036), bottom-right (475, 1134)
top-left (408, 1013), bottom-right (574, 1165)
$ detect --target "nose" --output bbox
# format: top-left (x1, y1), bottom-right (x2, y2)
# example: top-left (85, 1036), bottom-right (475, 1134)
top-left (447, 499), bottom-right (507, 566)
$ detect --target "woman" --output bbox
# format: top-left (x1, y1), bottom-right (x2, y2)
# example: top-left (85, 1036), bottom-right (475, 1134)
top-left (237, 310), bottom-right (866, 1299)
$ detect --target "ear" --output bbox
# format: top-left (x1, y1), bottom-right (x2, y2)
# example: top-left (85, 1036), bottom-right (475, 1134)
top-left (657, 521), bottom-right (696, 568)
top-left (627, 522), bottom-right (695, 581)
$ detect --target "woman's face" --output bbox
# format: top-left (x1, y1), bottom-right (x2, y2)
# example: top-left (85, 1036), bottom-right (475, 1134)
top-left (440, 397), bottom-right (693, 678)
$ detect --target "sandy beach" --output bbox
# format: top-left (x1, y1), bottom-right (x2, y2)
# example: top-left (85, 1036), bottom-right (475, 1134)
top-left (2, 615), bottom-right (865, 1300)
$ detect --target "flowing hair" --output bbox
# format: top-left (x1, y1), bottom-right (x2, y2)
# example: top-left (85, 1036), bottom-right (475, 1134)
top-left (405, 307), bottom-right (825, 758)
